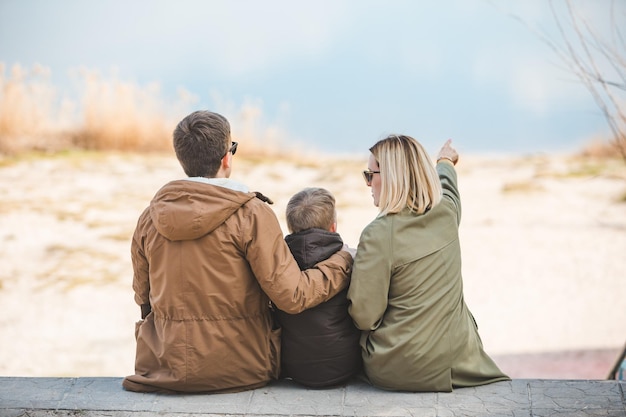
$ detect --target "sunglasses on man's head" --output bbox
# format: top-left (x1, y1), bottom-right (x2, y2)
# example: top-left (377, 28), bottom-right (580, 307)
top-left (362, 169), bottom-right (380, 185)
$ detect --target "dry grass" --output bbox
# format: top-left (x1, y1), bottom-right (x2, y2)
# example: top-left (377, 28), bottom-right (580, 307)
top-left (4, 61), bottom-right (625, 173)
top-left (2, 61), bottom-right (624, 209)
top-left (0, 62), bottom-right (319, 164)
top-left (39, 244), bottom-right (124, 291)
top-left (0, 63), bottom-right (179, 154)
top-left (578, 137), bottom-right (625, 159)
top-left (501, 180), bottom-right (545, 194)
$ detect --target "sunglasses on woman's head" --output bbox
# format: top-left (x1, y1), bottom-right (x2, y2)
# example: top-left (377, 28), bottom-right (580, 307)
top-left (362, 169), bottom-right (380, 185)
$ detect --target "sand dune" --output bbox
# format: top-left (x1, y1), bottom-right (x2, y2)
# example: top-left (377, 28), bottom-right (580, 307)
top-left (0, 151), bottom-right (624, 379)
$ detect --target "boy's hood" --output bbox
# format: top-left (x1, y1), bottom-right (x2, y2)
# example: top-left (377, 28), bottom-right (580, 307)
top-left (285, 228), bottom-right (344, 270)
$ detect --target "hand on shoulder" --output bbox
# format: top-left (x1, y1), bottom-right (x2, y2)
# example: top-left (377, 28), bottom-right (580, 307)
top-left (342, 244), bottom-right (357, 259)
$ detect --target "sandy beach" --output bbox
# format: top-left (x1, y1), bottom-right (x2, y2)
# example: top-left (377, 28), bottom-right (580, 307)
top-left (0, 150), bottom-right (625, 379)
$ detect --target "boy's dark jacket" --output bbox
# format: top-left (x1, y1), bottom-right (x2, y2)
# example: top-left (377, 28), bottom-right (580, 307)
top-left (274, 228), bottom-right (362, 387)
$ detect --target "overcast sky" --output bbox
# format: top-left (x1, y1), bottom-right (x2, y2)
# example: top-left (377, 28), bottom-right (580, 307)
top-left (0, 0), bottom-right (622, 155)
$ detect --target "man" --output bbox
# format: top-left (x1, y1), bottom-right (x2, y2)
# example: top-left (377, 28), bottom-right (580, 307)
top-left (122, 110), bottom-right (353, 393)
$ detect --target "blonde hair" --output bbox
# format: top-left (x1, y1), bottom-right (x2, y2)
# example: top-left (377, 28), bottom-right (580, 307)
top-left (286, 187), bottom-right (337, 233)
top-left (369, 134), bottom-right (442, 216)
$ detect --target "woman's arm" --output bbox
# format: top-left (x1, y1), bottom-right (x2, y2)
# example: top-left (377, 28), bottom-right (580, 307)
top-left (347, 220), bottom-right (392, 330)
top-left (437, 162), bottom-right (461, 224)
top-left (437, 140), bottom-right (461, 223)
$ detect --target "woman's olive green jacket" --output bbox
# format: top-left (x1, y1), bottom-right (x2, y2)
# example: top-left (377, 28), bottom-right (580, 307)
top-left (348, 162), bottom-right (509, 392)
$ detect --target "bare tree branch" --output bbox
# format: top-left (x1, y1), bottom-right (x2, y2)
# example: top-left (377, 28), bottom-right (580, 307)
top-left (489, 0), bottom-right (626, 160)
top-left (508, 0), bottom-right (626, 161)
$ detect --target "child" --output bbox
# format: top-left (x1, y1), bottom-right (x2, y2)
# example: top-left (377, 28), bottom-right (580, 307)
top-left (274, 187), bottom-right (362, 388)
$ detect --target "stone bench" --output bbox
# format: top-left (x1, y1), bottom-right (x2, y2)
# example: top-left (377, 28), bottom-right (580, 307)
top-left (0, 377), bottom-right (624, 416)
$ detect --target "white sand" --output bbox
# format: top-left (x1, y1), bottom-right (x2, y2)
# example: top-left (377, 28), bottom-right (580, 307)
top-left (0, 152), bottom-right (624, 378)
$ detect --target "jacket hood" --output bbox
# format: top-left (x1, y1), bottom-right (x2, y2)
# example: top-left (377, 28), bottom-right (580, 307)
top-left (149, 180), bottom-right (256, 241)
top-left (284, 228), bottom-right (344, 270)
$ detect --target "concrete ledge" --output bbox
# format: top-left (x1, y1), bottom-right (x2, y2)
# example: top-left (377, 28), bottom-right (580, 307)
top-left (0, 377), bottom-right (624, 417)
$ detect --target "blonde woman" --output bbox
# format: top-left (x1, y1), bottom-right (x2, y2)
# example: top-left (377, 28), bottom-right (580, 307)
top-left (348, 136), bottom-right (509, 392)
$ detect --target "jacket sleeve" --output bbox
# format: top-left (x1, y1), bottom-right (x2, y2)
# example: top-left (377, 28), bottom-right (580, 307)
top-left (437, 161), bottom-right (461, 225)
top-left (131, 210), bottom-right (151, 318)
top-left (243, 202), bottom-right (353, 314)
top-left (347, 219), bottom-right (392, 331)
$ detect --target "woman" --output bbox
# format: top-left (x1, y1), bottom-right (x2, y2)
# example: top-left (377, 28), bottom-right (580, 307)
top-left (347, 136), bottom-right (509, 392)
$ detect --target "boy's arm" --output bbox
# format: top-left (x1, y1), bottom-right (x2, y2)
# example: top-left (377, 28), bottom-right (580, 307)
top-left (347, 221), bottom-right (391, 330)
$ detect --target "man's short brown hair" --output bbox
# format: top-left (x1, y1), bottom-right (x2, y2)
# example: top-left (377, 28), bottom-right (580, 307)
top-left (173, 110), bottom-right (231, 177)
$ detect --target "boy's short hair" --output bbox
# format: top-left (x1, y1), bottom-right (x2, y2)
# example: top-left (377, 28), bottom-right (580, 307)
top-left (173, 110), bottom-right (231, 177)
top-left (286, 187), bottom-right (336, 234)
